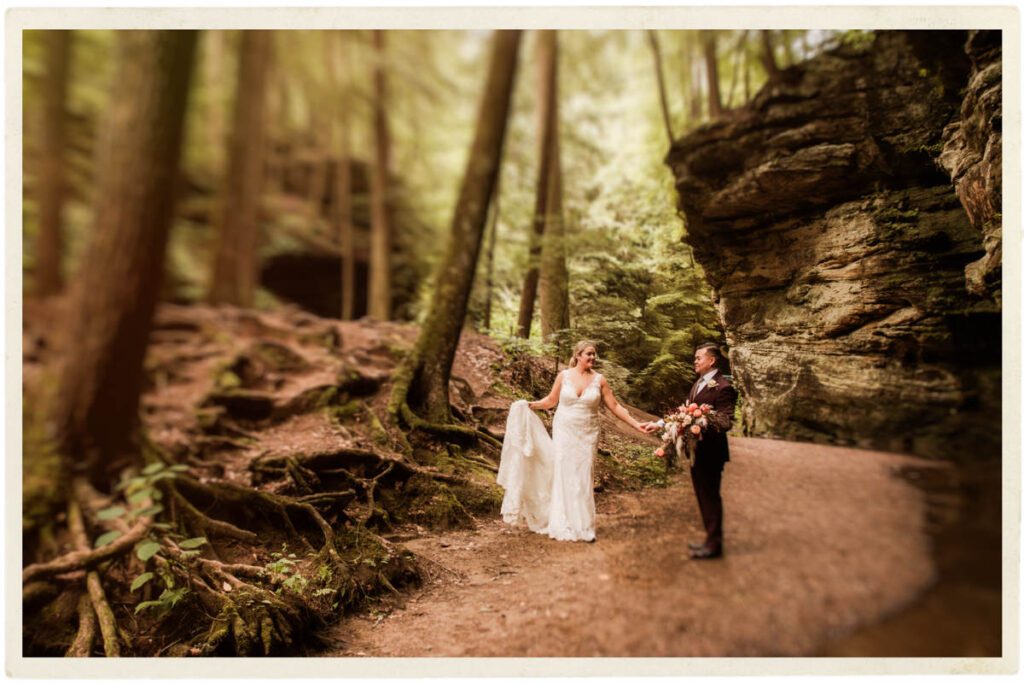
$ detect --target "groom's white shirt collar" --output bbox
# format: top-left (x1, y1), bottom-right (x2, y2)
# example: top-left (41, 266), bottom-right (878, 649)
top-left (696, 369), bottom-right (718, 395)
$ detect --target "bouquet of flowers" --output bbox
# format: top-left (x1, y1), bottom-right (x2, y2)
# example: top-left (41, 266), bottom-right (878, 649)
top-left (654, 402), bottom-right (716, 462)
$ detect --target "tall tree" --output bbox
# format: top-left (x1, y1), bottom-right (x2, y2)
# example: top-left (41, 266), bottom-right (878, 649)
top-left (202, 30), bottom-right (227, 175)
top-left (482, 181), bottom-right (500, 331)
top-left (703, 31), bottom-right (723, 119)
top-left (55, 30), bottom-right (197, 489)
top-left (328, 32), bottom-right (357, 320)
top-left (208, 30), bottom-right (272, 306)
top-left (724, 30), bottom-right (747, 109)
top-left (538, 121), bottom-right (569, 340)
top-left (33, 30), bottom-right (72, 297)
top-left (760, 29), bottom-right (781, 83)
top-left (367, 29), bottom-right (392, 320)
top-left (646, 30), bottom-right (674, 144)
top-left (516, 30), bottom-right (558, 338)
top-left (689, 41), bottom-right (704, 121)
top-left (390, 30), bottom-right (522, 425)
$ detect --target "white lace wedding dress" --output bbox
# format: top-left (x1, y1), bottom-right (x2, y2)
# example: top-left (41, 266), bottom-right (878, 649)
top-left (497, 370), bottom-right (602, 542)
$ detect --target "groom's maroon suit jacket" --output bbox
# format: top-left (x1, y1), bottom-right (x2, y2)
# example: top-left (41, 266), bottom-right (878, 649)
top-left (688, 374), bottom-right (739, 464)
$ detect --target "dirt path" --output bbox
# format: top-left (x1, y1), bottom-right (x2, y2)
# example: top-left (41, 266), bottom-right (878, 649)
top-left (321, 437), bottom-right (940, 657)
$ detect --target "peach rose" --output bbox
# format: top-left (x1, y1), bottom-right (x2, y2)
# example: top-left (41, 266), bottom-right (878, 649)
top-left (693, 409), bottom-right (703, 418)
top-left (690, 424), bottom-right (701, 435)
top-left (655, 447), bottom-right (665, 458)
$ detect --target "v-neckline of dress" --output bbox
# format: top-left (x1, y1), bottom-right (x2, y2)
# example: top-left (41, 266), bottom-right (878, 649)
top-left (566, 370), bottom-right (597, 398)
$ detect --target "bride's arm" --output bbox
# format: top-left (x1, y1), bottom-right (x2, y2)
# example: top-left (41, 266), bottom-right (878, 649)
top-left (529, 372), bottom-right (563, 411)
top-left (598, 377), bottom-right (647, 433)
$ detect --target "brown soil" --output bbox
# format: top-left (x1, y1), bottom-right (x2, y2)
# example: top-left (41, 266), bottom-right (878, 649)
top-left (320, 438), bottom-right (972, 657)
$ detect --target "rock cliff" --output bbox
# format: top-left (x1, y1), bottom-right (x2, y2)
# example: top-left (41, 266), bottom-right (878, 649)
top-left (666, 31), bottom-right (1001, 460)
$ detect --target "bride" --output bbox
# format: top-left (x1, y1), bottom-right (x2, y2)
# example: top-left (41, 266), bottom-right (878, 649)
top-left (497, 341), bottom-right (652, 542)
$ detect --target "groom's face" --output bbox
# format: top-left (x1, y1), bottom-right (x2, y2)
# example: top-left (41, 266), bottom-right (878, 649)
top-left (694, 348), bottom-right (715, 376)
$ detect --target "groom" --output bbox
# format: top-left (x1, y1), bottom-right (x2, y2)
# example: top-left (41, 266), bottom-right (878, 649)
top-left (646, 343), bottom-right (738, 559)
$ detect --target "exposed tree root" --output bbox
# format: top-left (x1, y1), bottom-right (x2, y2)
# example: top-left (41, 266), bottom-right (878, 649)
top-left (388, 357), bottom-right (504, 451)
top-left (67, 493), bottom-right (119, 656)
top-left (66, 593), bottom-right (98, 657)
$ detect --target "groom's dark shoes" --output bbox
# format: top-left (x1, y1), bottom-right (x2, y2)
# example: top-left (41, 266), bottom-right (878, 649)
top-left (688, 544), bottom-right (722, 559)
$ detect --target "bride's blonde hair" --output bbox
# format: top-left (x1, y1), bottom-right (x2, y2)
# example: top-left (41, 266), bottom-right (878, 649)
top-left (569, 340), bottom-right (598, 368)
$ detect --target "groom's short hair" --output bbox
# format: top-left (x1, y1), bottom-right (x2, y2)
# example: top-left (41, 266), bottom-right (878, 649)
top-left (696, 343), bottom-right (727, 371)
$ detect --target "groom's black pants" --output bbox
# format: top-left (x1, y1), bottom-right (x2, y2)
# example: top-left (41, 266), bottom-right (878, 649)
top-left (690, 457), bottom-right (724, 553)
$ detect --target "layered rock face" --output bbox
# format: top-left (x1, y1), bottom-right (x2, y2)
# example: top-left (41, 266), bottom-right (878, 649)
top-left (666, 31), bottom-right (1001, 460)
top-left (938, 30), bottom-right (1003, 303)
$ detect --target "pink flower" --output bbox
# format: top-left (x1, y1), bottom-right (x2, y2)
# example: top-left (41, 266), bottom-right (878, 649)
top-left (655, 447), bottom-right (665, 458)
top-left (690, 425), bottom-right (701, 435)
top-left (693, 409), bottom-right (703, 418)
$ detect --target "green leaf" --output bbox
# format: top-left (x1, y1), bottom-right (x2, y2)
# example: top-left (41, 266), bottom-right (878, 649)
top-left (179, 550), bottom-right (200, 558)
top-left (130, 572), bottom-right (154, 592)
top-left (136, 505), bottom-right (164, 517)
top-left (127, 488), bottom-right (154, 505)
top-left (97, 506), bottom-right (127, 520)
top-left (94, 530), bottom-right (122, 548)
top-left (151, 522), bottom-right (172, 530)
top-left (151, 489), bottom-right (164, 501)
top-left (178, 537), bottom-right (208, 550)
top-left (134, 600), bottom-right (162, 614)
top-left (136, 540), bottom-right (162, 561)
top-left (168, 464), bottom-right (190, 472)
top-left (150, 471), bottom-right (176, 482)
top-left (141, 462), bottom-right (165, 475)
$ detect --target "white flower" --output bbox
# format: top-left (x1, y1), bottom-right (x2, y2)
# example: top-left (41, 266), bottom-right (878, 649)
top-left (706, 378), bottom-right (718, 389)
top-left (698, 417), bottom-right (708, 427)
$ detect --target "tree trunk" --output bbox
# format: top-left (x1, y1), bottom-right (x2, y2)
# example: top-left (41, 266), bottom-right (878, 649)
top-left (703, 31), bottom-right (723, 119)
top-left (515, 29), bottom-right (557, 338)
top-left (328, 32), bottom-right (356, 320)
top-left (368, 30), bottom-right (392, 321)
top-left (743, 42), bottom-right (751, 102)
top-left (689, 42), bottom-right (704, 121)
top-left (760, 29), bottom-right (781, 83)
top-left (208, 30), bottom-right (272, 307)
top-left (538, 119), bottom-right (569, 340)
top-left (55, 31), bottom-right (197, 490)
top-left (482, 182), bottom-right (500, 331)
top-left (725, 30), bottom-right (747, 109)
top-left (781, 29), bottom-right (797, 67)
top-left (405, 30), bottom-right (521, 422)
top-left (202, 30), bottom-right (227, 175)
top-left (34, 30), bottom-right (72, 297)
top-left (646, 30), bottom-right (674, 144)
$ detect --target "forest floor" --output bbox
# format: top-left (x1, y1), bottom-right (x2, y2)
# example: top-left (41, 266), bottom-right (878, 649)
top-left (321, 438), bottom-right (1001, 658)
top-left (22, 300), bottom-right (1001, 658)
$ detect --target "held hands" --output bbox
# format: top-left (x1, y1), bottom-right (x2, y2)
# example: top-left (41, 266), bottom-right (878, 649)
top-left (637, 421), bottom-right (660, 434)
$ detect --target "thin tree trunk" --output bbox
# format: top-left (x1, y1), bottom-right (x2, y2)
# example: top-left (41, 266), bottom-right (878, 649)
top-left (760, 29), bottom-right (781, 83)
top-left (646, 30), bottom-right (674, 145)
top-left (368, 29), bottom-right (392, 320)
top-left (743, 43), bottom-right (751, 102)
top-left (55, 30), bottom-right (197, 490)
top-left (689, 42), bottom-right (704, 121)
top-left (202, 30), bottom-right (227, 175)
top-left (704, 31), bottom-right (723, 119)
top-left (538, 118), bottom-right (569, 340)
top-left (328, 32), bottom-right (356, 320)
top-left (725, 30), bottom-right (747, 109)
top-left (405, 30), bottom-right (521, 422)
top-left (34, 30), bottom-right (72, 297)
top-left (208, 30), bottom-right (272, 307)
top-left (781, 29), bottom-right (797, 67)
top-left (482, 181), bottom-right (500, 331)
top-left (516, 29), bottom-right (557, 338)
